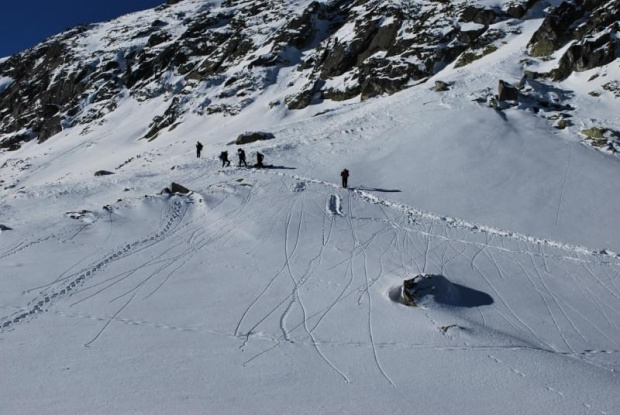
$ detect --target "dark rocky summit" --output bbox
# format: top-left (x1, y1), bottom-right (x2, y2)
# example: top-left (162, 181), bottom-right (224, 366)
top-left (0, 0), bottom-right (617, 150)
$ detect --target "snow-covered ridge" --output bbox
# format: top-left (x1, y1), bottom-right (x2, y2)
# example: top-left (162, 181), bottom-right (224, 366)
top-left (2, 154), bottom-right (619, 413)
top-left (1, 0), bottom-right (618, 152)
top-left (262, 169), bottom-right (620, 264)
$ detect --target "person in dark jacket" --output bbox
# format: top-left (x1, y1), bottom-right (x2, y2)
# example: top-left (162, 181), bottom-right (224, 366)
top-left (219, 151), bottom-right (231, 167)
top-left (341, 168), bottom-right (349, 189)
top-left (237, 148), bottom-right (248, 167)
top-left (196, 141), bottom-right (203, 158)
top-left (255, 152), bottom-right (264, 168)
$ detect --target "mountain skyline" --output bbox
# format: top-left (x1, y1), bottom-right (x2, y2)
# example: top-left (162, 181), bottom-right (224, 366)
top-left (0, 0), bottom-right (164, 57)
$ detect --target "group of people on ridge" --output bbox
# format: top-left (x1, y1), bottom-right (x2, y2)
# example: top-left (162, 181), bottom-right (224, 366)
top-left (196, 141), bottom-right (349, 188)
top-left (218, 148), bottom-right (264, 168)
top-left (196, 141), bottom-right (264, 168)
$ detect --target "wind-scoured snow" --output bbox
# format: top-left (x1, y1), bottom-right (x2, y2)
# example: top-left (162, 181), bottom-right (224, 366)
top-left (1, 2), bottom-right (620, 414)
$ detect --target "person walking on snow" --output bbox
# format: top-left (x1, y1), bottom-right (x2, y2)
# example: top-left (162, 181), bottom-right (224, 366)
top-left (196, 141), bottom-right (203, 158)
top-left (255, 152), bottom-right (264, 168)
top-left (341, 168), bottom-right (349, 189)
top-left (237, 148), bottom-right (248, 167)
top-left (219, 151), bottom-right (231, 167)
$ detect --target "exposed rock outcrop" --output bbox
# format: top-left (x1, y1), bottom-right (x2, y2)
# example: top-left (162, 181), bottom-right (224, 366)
top-left (551, 32), bottom-right (618, 80)
top-left (528, 0), bottom-right (620, 82)
top-left (498, 80), bottom-right (519, 101)
top-left (0, 0), bottom-right (616, 151)
top-left (461, 6), bottom-right (497, 25)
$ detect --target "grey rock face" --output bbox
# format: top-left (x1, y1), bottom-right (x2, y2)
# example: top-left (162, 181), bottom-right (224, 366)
top-left (461, 6), bottom-right (497, 25)
top-left (528, 1), bottom-right (583, 57)
top-left (552, 32), bottom-right (617, 80)
top-left (528, 0), bottom-right (620, 80)
top-left (285, 79), bottom-right (320, 110)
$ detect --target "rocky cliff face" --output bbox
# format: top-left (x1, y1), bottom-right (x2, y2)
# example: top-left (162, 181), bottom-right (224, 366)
top-left (528, 0), bottom-right (620, 79)
top-left (0, 0), bottom-right (618, 150)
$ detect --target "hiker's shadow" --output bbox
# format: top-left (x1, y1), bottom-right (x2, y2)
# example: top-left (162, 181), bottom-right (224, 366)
top-left (262, 165), bottom-right (296, 170)
top-left (352, 187), bottom-right (402, 193)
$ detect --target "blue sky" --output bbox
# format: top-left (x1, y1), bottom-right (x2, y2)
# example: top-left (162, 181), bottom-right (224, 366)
top-left (0, 1), bottom-right (165, 57)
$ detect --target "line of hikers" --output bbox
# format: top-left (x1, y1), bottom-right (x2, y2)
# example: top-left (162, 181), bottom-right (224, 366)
top-left (196, 141), bottom-right (264, 168)
top-left (197, 140), bottom-right (349, 188)
top-left (218, 148), bottom-right (265, 168)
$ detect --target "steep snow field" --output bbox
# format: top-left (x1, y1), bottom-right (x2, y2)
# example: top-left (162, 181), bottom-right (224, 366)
top-left (1, 11), bottom-right (619, 415)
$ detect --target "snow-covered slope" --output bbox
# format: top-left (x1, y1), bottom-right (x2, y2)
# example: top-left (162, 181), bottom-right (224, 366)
top-left (1, 0), bottom-right (618, 153)
top-left (1, 1), bottom-right (620, 414)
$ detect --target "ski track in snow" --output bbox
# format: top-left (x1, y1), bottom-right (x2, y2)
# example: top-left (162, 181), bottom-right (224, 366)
top-left (0, 197), bottom-right (190, 329)
top-left (1, 164), bottom-right (620, 400)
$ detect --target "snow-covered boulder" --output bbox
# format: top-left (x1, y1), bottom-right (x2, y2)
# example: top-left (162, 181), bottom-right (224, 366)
top-left (235, 131), bottom-right (275, 145)
top-left (393, 274), bottom-right (493, 308)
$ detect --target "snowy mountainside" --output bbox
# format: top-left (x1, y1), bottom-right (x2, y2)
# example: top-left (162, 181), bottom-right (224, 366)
top-left (1, 145), bottom-right (620, 414)
top-left (1, 1), bottom-right (620, 414)
top-left (0, 0), bottom-right (618, 153)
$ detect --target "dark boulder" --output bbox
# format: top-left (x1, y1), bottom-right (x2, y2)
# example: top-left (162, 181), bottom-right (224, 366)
top-left (94, 170), bottom-right (114, 176)
top-left (170, 182), bottom-right (191, 194)
top-left (498, 80), bottom-right (518, 101)
top-left (0, 224), bottom-right (13, 231)
top-left (460, 6), bottom-right (497, 25)
top-left (434, 80), bottom-right (449, 91)
top-left (401, 277), bottom-right (420, 306)
top-left (458, 25), bottom-right (486, 44)
top-left (285, 79), bottom-right (319, 110)
top-left (235, 131), bottom-right (275, 145)
top-left (42, 104), bottom-right (60, 117)
top-left (147, 32), bottom-right (172, 47)
top-left (504, 0), bottom-right (540, 19)
top-left (506, 4), bottom-right (527, 18)
top-left (151, 20), bottom-right (168, 28)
